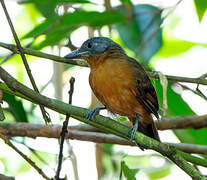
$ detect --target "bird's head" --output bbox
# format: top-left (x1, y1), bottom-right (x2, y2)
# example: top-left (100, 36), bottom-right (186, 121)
top-left (64, 37), bottom-right (125, 67)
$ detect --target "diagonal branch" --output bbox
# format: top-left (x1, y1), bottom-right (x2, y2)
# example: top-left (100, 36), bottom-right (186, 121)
top-left (55, 77), bottom-right (75, 180)
top-left (0, 66), bottom-right (205, 179)
top-left (0, 0), bottom-right (50, 123)
top-left (1, 80), bottom-right (206, 130)
top-left (0, 41), bottom-right (207, 86)
top-left (0, 133), bottom-right (50, 180)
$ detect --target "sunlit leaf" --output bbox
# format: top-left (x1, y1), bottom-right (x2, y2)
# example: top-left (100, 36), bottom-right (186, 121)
top-left (147, 166), bottom-right (171, 179)
top-left (194, 0), bottom-right (207, 22)
top-left (121, 161), bottom-right (139, 180)
top-left (3, 92), bottom-right (28, 122)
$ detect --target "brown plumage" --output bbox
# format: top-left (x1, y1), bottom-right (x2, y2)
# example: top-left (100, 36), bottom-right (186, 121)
top-left (65, 37), bottom-right (160, 141)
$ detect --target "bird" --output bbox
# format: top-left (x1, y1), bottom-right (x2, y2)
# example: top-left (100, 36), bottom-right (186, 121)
top-left (64, 37), bottom-right (160, 141)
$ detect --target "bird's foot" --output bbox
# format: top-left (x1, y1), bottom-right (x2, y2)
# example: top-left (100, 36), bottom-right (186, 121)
top-left (86, 107), bottom-right (106, 123)
top-left (126, 114), bottom-right (140, 140)
top-left (127, 124), bottom-right (138, 141)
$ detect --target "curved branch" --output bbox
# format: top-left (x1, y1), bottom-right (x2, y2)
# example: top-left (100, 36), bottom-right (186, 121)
top-left (1, 122), bottom-right (207, 157)
top-left (0, 66), bottom-right (205, 179)
top-left (0, 41), bottom-right (207, 85)
top-left (157, 115), bottom-right (207, 130)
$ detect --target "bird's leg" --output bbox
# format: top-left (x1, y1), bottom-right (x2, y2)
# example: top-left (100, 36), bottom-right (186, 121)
top-left (127, 113), bottom-right (140, 141)
top-left (86, 107), bottom-right (106, 122)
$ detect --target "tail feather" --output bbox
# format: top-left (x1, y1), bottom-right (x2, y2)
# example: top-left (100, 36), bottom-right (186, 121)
top-left (130, 115), bottom-right (160, 142)
top-left (138, 122), bottom-right (160, 142)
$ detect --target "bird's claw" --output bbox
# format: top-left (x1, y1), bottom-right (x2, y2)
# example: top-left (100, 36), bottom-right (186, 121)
top-left (126, 126), bottom-right (137, 141)
top-left (86, 107), bottom-right (105, 123)
top-left (126, 114), bottom-right (139, 140)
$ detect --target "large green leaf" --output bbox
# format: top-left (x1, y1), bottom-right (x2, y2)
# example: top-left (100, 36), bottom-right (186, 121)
top-left (155, 80), bottom-right (207, 145)
top-left (121, 161), bottom-right (139, 180)
top-left (156, 38), bottom-right (196, 58)
top-left (194, 0), bottom-right (207, 22)
top-left (2, 92), bottom-right (28, 122)
top-left (23, 10), bottom-right (125, 49)
top-left (117, 4), bottom-right (162, 64)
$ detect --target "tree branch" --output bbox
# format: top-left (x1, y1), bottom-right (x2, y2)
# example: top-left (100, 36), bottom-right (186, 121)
top-left (1, 122), bottom-right (207, 156)
top-left (1, 81), bottom-right (206, 130)
top-left (0, 41), bottom-right (207, 85)
top-left (157, 114), bottom-right (207, 130)
top-left (0, 66), bottom-right (205, 179)
top-left (1, 122), bottom-right (207, 169)
top-left (0, 0), bottom-right (50, 123)
top-left (0, 133), bottom-right (50, 180)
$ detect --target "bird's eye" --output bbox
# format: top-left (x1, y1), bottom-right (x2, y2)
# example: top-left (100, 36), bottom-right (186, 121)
top-left (87, 42), bottom-right (93, 48)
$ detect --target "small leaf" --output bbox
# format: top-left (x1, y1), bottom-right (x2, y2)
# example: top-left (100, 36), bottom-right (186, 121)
top-left (118, 116), bottom-right (128, 122)
top-left (121, 161), bottom-right (139, 180)
top-left (2, 92), bottom-right (28, 122)
top-left (194, 0), bottom-right (207, 22)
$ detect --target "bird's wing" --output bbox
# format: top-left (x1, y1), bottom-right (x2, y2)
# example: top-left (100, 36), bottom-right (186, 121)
top-left (128, 58), bottom-right (159, 119)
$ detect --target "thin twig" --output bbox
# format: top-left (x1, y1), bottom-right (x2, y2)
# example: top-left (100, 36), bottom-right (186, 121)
top-left (55, 77), bottom-right (75, 180)
top-left (66, 141), bottom-right (79, 180)
top-left (0, 0), bottom-right (50, 124)
top-left (0, 133), bottom-right (50, 180)
top-left (178, 83), bottom-right (207, 101)
top-left (11, 138), bottom-right (53, 169)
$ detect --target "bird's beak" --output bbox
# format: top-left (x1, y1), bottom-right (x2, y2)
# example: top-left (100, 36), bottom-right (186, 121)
top-left (64, 49), bottom-right (90, 60)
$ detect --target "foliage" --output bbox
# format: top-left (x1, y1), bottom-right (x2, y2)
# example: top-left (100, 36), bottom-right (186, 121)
top-left (0, 0), bottom-right (207, 179)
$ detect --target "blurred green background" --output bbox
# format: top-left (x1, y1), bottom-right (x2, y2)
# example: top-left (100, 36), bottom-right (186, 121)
top-left (0, 0), bottom-right (207, 179)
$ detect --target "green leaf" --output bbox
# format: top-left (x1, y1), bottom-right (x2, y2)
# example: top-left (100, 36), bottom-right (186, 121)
top-left (194, 0), bottom-right (207, 22)
top-left (154, 81), bottom-right (194, 117)
top-left (117, 4), bottom-right (162, 64)
top-left (119, 0), bottom-right (132, 5)
top-left (147, 167), bottom-right (171, 179)
top-left (121, 161), bottom-right (139, 180)
top-left (20, 0), bottom-right (92, 18)
top-left (155, 80), bottom-right (207, 145)
top-left (3, 92), bottom-right (28, 122)
top-left (156, 38), bottom-right (196, 58)
top-left (24, 10), bottom-right (125, 49)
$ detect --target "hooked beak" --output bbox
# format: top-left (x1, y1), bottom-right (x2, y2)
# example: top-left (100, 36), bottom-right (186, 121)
top-left (64, 49), bottom-right (90, 59)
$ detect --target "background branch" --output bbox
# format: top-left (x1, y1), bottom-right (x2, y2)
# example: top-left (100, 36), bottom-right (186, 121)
top-left (1, 122), bottom-right (207, 156)
top-left (0, 133), bottom-right (50, 180)
top-left (0, 66), bottom-right (205, 179)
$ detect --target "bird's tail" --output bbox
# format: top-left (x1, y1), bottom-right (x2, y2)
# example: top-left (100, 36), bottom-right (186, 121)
top-left (130, 115), bottom-right (160, 142)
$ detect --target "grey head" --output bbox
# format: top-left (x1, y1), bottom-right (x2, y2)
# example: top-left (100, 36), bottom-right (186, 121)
top-left (64, 37), bottom-right (125, 59)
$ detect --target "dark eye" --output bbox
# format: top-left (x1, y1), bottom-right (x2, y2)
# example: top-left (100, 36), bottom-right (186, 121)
top-left (87, 42), bottom-right (93, 48)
